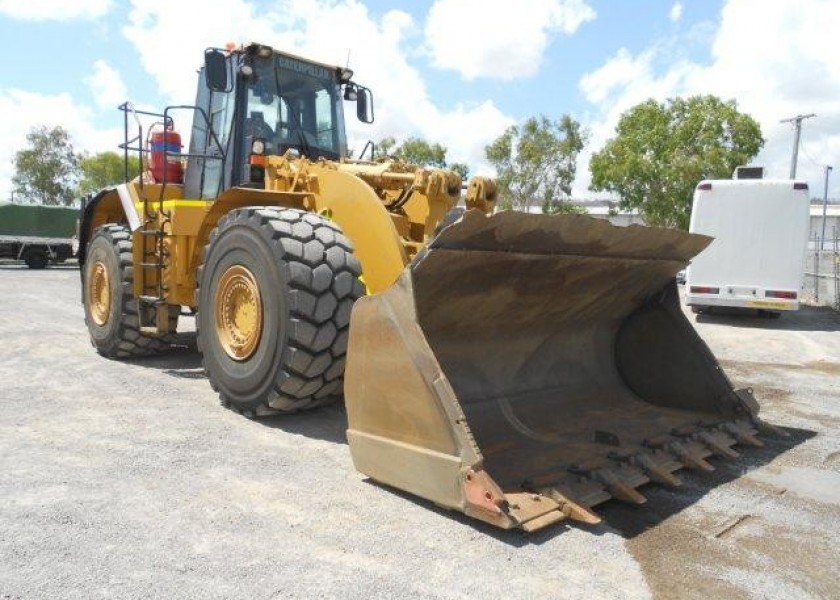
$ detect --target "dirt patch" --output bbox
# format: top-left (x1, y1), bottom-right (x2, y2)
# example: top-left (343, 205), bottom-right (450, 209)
top-left (623, 512), bottom-right (753, 600)
top-left (824, 452), bottom-right (840, 469)
top-left (624, 486), bottom-right (840, 600)
top-left (742, 384), bottom-right (791, 404)
top-left (719, 358), bottom-right (840, 376)
top-left (802, 360), bottom-right (840, 375)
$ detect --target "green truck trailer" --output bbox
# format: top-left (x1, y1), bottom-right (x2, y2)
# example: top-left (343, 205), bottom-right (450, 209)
top-left (0, 202), bottom-right (77, 268)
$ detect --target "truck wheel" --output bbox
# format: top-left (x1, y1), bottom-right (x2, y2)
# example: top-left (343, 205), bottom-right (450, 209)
top-left (24, 248), bottom-right (48, 269)
top-left (83, 224), bottom-right (179, 358)
top-left (197, 207), bottom-right (364, 416)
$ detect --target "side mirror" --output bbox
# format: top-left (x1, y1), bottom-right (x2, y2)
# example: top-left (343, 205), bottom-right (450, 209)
top-left (205, 49), bottom-right (228, 92)
top-left (356, 86), bottom-right (374, 124)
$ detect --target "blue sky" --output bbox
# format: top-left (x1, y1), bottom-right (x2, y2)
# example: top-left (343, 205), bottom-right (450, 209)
top-left (0, 0), bottom-right (837, 201)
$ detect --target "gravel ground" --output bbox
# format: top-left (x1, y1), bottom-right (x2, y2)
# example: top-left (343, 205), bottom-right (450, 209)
top-left (1, 263), bottom-right (838, 600)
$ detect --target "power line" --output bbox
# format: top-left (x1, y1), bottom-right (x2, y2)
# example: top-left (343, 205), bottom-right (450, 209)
top-left (798, 131), bottom-right (823, 168)
top-left (798, 139), bottom-right (818, 165)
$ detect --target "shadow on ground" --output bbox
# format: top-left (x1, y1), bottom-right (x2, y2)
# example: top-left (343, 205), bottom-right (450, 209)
top-left (128, 336), bottom-right (204, 378)
top-left (596, 425), bottom-right (815, 539)
top-left (693, 305), bottom-right (840, 332)
top-left (362, 425), bottom-right (814, 545)
top-left (129, 340), bottom-right (350, 445)
top-left (256, 404), bottom-right (349, 445)
top-left (124, 327), bottom-right (818, 542)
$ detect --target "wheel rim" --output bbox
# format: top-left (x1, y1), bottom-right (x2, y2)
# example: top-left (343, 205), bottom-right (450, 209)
top-left (88, 260), bottom-right (111, 326)
top-left (215, 265), bottom-right (263, 361)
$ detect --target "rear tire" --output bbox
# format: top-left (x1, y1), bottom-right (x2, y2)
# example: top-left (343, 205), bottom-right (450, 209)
top-left (197, 207), bottom-right (364, 415)
top-left (83, 224), bottom-right (178, 358)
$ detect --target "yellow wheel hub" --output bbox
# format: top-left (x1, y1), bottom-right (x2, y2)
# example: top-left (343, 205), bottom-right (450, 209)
top-left (215, 265), bottom-right (263, 361)
top-left (88, 260), bottom-right (111, 326)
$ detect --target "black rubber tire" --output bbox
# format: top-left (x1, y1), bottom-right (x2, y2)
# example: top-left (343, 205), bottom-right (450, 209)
top-left (197, 207), bottom-right (365, 416)
top-left (24, 248), bottom-right (48, 269)
top-left (83, 224), bottom-right (179, 358)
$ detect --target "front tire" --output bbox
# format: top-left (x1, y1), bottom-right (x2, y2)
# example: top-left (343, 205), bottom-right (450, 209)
top-left (197, 207), bottom-right (364, 416)
top-left (83, 224), bottom-right (178, 358)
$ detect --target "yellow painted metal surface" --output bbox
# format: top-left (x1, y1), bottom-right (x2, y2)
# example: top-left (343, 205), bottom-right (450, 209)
top-left (214, 264), bottom-right (263, 360)
top-left (87, 261), bottom-right (111, 326)
top-left (307, 167), bottom-right (409, 293)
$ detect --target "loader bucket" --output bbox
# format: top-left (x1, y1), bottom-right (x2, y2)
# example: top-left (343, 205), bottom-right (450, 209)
top-left (345, 210), bottom-right (775, 532)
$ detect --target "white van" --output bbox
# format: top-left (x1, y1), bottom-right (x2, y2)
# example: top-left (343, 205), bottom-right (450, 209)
top-left (686, 175), bottom-right (811, 315)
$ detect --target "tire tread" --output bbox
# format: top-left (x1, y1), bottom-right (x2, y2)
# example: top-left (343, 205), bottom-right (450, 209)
top-left (85, 224), bottom-right (178, 359)
top-left (197, 207), bottom-right (363, 415)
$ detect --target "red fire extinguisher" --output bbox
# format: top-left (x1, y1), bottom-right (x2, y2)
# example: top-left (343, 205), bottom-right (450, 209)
top-left (148, 123), bottom-right (183, 184)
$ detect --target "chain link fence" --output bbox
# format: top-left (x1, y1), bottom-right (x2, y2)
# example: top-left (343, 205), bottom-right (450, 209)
top-left (804, 226), bottom-right (840, 311)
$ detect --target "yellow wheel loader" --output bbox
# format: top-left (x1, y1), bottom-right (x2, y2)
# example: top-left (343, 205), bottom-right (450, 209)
top-left (78, 43), bottom-right (781, 532)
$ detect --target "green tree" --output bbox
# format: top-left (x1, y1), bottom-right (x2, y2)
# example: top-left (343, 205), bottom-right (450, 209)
top-left (448, 162), bottom-right (469, 180)
top-left (375, 136), bottom-right (469, 178)
top-left (589, 95), bottom-right (764, 229)
top-left (393, 137), bottom-right (447, 167)
top-left (485, 115), bottom-right (586, 213)
top-left (12, 126), bottom-right (81, 205)
top-left (79, 151), bottom-right (141, 196)
top-left (375, 136), bottom-right (397, 158)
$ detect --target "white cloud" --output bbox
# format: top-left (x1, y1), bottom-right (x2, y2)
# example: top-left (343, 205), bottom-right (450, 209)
top-left (669, 2), bottom-right (683, 23)
top-left (85, 60), bottom-right (127, 110)
top-left (123, 0), bottom-right (276, 103)
top-left (424, 0), bottom-right (596, 80)
top-left (575, 0), bottom-right (840, 199)
top-left (0, 89), bottom-right (121, 200)
top-left (121, 0), bottom-right (514, 175)
top-left (579, 48), bottom-right (655, 104)
top-left (0, 0), bottom-right (110, 21)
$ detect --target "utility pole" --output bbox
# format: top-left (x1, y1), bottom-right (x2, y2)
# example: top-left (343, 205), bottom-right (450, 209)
top-left (821, 165), bottom-right (832, 251)
top-left (780, 113), bottom-right (816, 178)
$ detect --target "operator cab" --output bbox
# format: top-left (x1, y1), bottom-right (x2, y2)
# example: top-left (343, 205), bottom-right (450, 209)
top-left (184, 43), bottom-right (373, 199)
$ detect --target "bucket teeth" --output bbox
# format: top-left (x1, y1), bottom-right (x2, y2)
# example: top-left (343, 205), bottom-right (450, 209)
top-left (697, 430), bottom-right (740, 458)
top-left (752, 418), bottom-right (789, 438)
top-left (667, 440), bottom-right (716, 472)
top-left (605, 481), bottom-right (647, 505)
top-left (576, 467), bottom-right (647, 505)
top-left (630, 453), bottom-right (682, 488)
top-left (503, 492), bottom-right (567, 531)
top-left (539, 488), bottom-right (602, 525)
top-left (553, 473), bottom-right (612, 508)
top-left (722, 422), bottom-right (764, 447)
